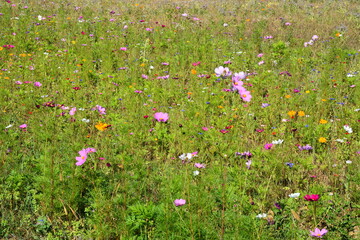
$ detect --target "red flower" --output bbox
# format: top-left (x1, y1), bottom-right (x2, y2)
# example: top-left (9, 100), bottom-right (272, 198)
top-left (304, 194), bottom-right (319, 201)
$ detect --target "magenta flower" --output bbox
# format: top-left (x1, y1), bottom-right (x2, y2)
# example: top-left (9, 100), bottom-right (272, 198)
top-left (154, 112), bottom-right (169, 122)
top-left (19, 124), bottom-right (27, 129)
top-left (310, 228), bottom-right (328, 238)
top-left (264, 143), bottom-right (273, 150)
top-left (34, 82), bottom-right (42, 87)
top-left (174, 199), bottom-right (186, 206)
top-left (304, 194), bottom-right (320, 201)
top-left (120, 47), bottom-right (127, 51)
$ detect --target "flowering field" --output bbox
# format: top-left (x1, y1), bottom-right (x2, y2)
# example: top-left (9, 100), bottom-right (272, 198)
top-left (0, 0), bottom-right (359, 239)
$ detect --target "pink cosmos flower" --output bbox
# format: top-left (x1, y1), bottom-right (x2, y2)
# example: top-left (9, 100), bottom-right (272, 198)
top-left (257, 53), bottom-right (264, 57)
top-left (84, 148), bottom-right (96, 154)
top-left (69, 107), bottom-right (77, 116)
top-left (234, 72), bottom-right (247, 79)
top-left (202, 127), bottom-right (209, 131)
top-left (239, 89), bottom-right (252, 102)
top-left (258, 60), bottom-right (265, 65)
top-left (15, 81), bottom-right (22, 85)
top-left (120, 47), bottom-right (127, 51)
top-left (154, 112), bottom-right (169, 122)
top-left (34, 82), bottom-right (42, 87)
top-left (141, 74), bottom-right (149, 79)
top-left (75, 154), bottom-right (87, 166)
top-left (174, 199), bottom-right (186, 206)
top-left (215, 66), bottom-right (232, 78)
top-left (194, 163), bottom-right (206, 168)
top-left (304, 194), bottom-right (320, 201)
top-left (310, 228), bottom-right (328, 238)
top-left (19, 124), bottom-right (27, 129)
top-left (192, 61), bottom-right (201, 66)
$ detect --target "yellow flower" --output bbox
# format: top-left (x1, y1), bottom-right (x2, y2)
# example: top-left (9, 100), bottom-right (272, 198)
top-left (305, 90), bottom-right (310, 93)
top-left (95, 122), bottom-right (110, 131)
top-left (0, 47), bottom-right (3, 51)
top-left (319, 119), bottom-right (328, 124)
top-left (287, 111), bottom-right (296, 117)
top-left (321, 99), bottom-right (327, 102)
top-left (319, 137), bottom-right (327, 143)
top-left (298, 111), bottom-right (305, 117)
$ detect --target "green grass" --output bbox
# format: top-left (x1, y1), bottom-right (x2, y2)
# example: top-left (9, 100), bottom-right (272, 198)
top-left (0, 0), bottom-right (359, 239)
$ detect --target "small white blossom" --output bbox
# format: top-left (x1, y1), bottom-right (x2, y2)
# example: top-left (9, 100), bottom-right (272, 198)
top-left (256, 213), bottom-right (267, 219)
top-left (272, 139), bottom-right (284, 145)
top-left (81, 118), bottom-right (90, 123)
top-left (289, 193), bottom-right (300, 198)
top-left (343, 125), bottom-right (353, 133)
top-left (5, 124), bottom-right (13, 129)
top-left (346, 160), bottom-right (352, 164)
top-left (193, 170), bottom-right (200, 176)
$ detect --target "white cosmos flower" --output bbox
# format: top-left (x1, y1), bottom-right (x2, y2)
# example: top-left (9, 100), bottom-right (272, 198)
top-left (272, 139), bottom-right (284, 145)
top-left (343, 125), bottom-right (353, 133)
top-left (289, 193), bottom-right (300, 198)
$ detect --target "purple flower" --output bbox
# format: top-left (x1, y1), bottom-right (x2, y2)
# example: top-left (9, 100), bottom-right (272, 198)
top-left (174, 199), bottom-right (186, 206)
top-left (310, 228), bottom-right (327, 238)
top-left (261, 103), bottom-right (270, 108)
top-left (154, 112), bottom-right (169, 122)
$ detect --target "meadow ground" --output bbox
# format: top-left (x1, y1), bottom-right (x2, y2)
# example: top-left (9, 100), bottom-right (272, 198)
top-left (0, 0), bottom-right (359, 239)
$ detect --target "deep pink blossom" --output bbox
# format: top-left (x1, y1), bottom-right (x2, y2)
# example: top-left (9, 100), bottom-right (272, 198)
top-left (304, 194), bottom-right (320, 201)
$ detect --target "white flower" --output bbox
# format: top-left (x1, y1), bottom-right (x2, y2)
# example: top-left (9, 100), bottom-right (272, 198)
top-left (272, 139), bottom-right (284, 145)
top-left (289, 193), bottom-right (300, 198)
top-left (346, 160), bottom-right (352, 164)
top-left (149, 66), bottom-right (154, 69)
top-left (256, 213), bottom-right (267, 219)
top-left (343, 125), bottom-right (353, 133)
top-left (223, 23), bottom-right (228, 27)
top-left (5, 124), bottom-right (13, 129)
top-left (193, 170), bottom-right (200, 176)
top-left (38, 15), bottom-right (43, 21)
top-left (81, 118), bottom-right (90, 123)
top-left (179, 153), bottom-right (193, 161)
top-left (336, 138), bottom-right (346, 143)
top-left (355, 109), bottom-right (360, 112)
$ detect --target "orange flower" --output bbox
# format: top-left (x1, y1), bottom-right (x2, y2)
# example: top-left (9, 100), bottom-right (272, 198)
top-left (287, 111), bottom-right (296, 117)
top-left (319, 119), bottom-right (328, 124)
top-left (298, 111), bottom-right (305, 117)
top-left (191, 69), bottom-right (197, 75)
top-left (285, 95), bottom-right (291, 99)
top-left (95, 122), bottom-right (110, 131)
top-left (319, 137), bottom-right (327, 143)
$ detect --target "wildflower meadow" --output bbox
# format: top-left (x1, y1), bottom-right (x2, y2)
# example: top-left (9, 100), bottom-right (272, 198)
top-left (0, 0), bottom-right (359, 239)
